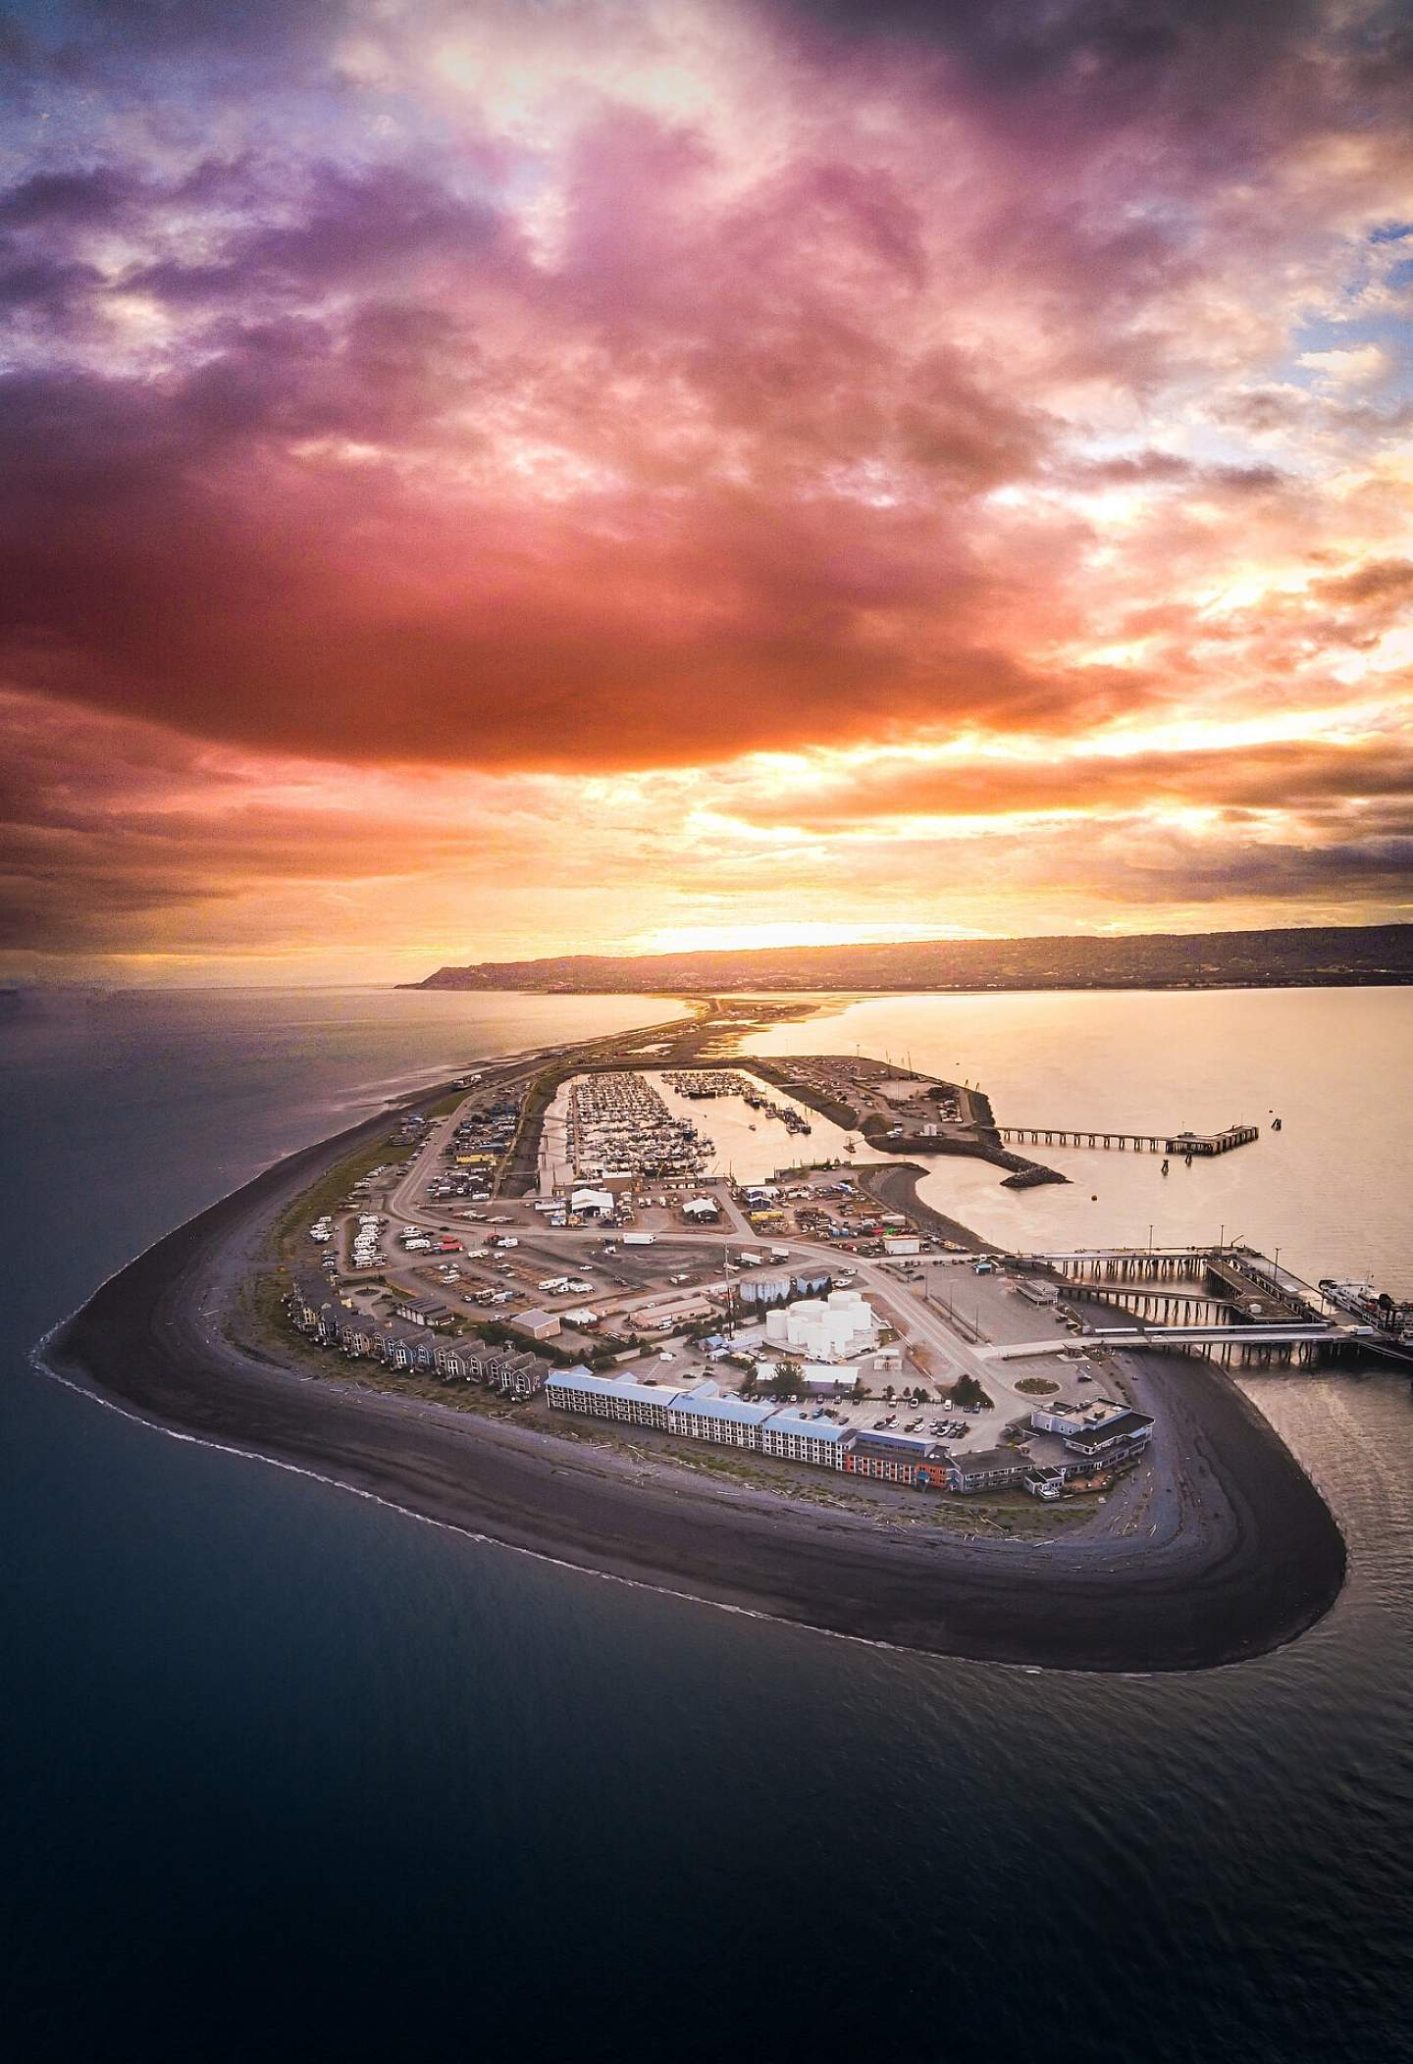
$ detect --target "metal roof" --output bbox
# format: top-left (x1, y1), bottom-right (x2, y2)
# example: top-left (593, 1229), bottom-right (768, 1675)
top-left (669, 1389), bottom-right (774, 1427)
top-left (950, 1447), bottom-right (1026, 1473)
top-left (762, 1411), bottom-right (849, 1442)
top-left (847, 1429), bottom-right (939, 1458)
top-left (546, 1370), bottom-right (683, 1409)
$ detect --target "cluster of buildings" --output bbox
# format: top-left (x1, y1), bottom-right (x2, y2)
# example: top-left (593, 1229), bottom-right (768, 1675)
top-left (569, 1071), bottom-right (711, 1181)
top-left (429, 1092), bottom-right (524, 1199)
top-left (286, 1286), bottom-right (549, 1398)
top-left (546, 1369), bottom-right (1153, 1497)
top-left (792, 1182), bottom-right (928, 1251)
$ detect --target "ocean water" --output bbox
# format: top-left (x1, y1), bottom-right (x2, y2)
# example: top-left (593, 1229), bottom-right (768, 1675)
top-left (2, 987), bottom-right (1410, 2064)
top-left (746, 986), bottom-right (1413, 1293)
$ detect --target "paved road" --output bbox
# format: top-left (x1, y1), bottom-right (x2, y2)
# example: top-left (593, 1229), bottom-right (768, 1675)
top-left (383, 1105), bottom-right (1045, 1434)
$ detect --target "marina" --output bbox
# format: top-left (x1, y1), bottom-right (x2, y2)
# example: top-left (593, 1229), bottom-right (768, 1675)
top-left (566, 1071), bottom-right (713, 1182)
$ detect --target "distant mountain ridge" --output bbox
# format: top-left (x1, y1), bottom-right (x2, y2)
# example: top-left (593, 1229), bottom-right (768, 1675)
top-left (401, 923), bottom-right (1413, 993)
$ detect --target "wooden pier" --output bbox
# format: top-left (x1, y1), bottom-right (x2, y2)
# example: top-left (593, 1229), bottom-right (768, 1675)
top-left (997, 1122), bottom-right (1258, 1155)
top-left (1009, 1244), bottom-right (1382, 1360)
top-left (988, 1321), bottom-right (1375, 1368)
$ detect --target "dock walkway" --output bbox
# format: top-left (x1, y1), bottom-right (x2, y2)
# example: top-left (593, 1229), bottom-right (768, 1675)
top-left (997, 1123), bottom-right (1258, 1155)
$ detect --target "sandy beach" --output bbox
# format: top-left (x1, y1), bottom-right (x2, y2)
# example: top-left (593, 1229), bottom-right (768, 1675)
top-left (40, 1088), bottom-right (1347, 1672)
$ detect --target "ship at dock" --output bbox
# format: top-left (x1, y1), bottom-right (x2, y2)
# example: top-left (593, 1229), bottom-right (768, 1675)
top-left (1319, 1279), bottom-right (1413, 1340)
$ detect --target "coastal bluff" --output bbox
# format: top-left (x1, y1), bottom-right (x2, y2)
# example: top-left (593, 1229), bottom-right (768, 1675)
top-left (401, 923), bottom-right (1413, 995)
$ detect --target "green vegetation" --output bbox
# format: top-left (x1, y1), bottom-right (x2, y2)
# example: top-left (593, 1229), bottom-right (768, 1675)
top-left (457, 1315), bottom-right (585, 1367)
top-left (763, 1366), bottom-right (806, 1401)
top-left (942, 1373), bottom-right (993, 1412)
top-left (1016, 1376), bottom-right (1060, 1396)
top-left (269, 1132), bottom-right (409, 1258)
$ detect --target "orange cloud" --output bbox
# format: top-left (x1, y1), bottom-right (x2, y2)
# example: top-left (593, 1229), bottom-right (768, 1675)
top-left (0, 0), bottom-right (1410, 970)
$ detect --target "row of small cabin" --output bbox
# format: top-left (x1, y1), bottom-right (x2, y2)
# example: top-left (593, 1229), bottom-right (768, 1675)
top-left (288, 1292), bottom-right (547, 1398)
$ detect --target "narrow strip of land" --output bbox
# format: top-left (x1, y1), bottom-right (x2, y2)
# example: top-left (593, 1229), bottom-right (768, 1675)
top-left (38, 1022), bottom-right (1347, 1673)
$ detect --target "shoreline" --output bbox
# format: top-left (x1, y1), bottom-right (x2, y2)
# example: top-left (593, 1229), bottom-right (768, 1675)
top-left (37, 1056), bottom-right (1348, 1672)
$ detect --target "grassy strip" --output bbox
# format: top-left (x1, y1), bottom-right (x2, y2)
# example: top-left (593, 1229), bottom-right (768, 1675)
top-left (269, 1133), bottom-right (410, 1260)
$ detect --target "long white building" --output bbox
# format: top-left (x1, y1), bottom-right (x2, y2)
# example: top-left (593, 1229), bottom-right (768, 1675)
top-left (547, 1369), bottom-right (679, 1430)
top-left (666, 1384), bottom-right (776, 1447)
top-left (757, 1411), bottom-right (851, 1469)
top-left (546, 1370), bottom-right (848, 1465)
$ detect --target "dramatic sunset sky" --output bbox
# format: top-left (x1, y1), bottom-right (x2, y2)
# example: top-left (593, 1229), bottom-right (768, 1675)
top-left (2, 0), bottom-right (1410, 981)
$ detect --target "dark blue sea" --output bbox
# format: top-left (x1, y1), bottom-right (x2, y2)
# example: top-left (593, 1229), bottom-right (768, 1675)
top-left (2, 987), bottom-right (1410, 2064)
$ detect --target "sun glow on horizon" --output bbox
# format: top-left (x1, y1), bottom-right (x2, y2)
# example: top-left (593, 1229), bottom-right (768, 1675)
top-left (0, 0), bottom-right (1409, 980)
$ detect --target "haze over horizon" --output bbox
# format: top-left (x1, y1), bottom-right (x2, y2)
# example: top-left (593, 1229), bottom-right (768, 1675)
top-left (2, 0), bottom-right (1411, 984)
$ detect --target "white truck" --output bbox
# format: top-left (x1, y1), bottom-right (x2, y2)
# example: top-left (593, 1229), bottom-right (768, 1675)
top-left (622, 1233), bottom-right (656, 1246)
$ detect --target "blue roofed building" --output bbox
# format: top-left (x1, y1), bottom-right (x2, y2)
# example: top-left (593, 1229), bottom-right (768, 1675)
top-left (758, 1411), bottom-right (851, 1469)
top-left (666, 1382), bottom-right (775, 1449)
top-left (545, 1368), bottom-right (683, 1430)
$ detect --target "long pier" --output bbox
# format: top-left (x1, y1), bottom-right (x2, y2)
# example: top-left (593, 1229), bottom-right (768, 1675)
top-left (985, 1321), bottom-right (1376, 1367)
top-left (1007, 1244), bottom-right (1390, 1363)
top-left (997, 1122), bottom-right (1258, 1155)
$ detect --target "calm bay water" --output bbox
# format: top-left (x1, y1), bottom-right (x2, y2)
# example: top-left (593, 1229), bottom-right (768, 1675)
top-left (748, 986), bottom-right (1413, 1293)
top-left (2, 986), bottom-right (1410, 2063)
